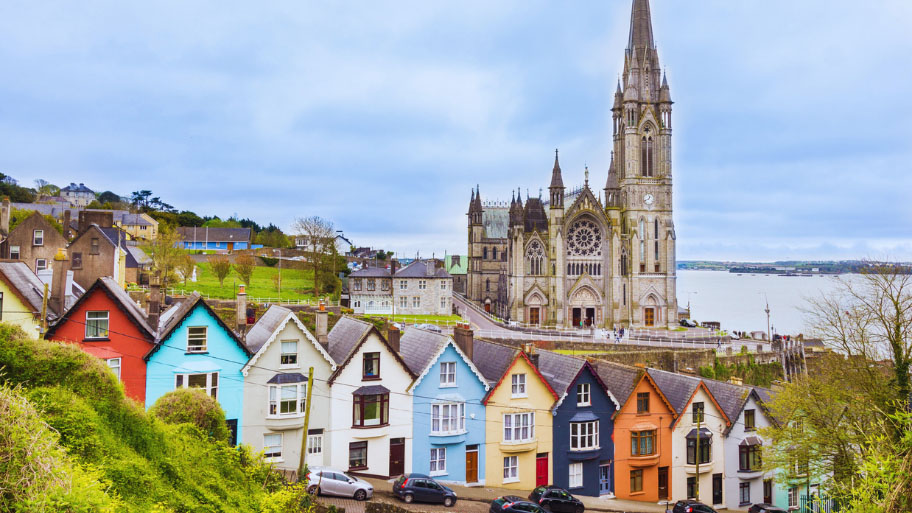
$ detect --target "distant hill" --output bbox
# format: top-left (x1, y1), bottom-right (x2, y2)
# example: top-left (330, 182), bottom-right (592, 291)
top-left (678, 260), bottom-right (911, 274)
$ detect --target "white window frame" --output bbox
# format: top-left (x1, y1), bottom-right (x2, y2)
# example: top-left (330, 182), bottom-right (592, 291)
top-left (307, 434), bottom-right (323, 455)
top-left (35, 258), bottom-right (47, 271)
top-left (439, 361), bottom-right (456, 387)
top-left (174, 372), bottom-right (218, 398)
top-left (264, 432), bottom-right (283, 461)
top-left (511, 373), bottom-right (527, 397)
top-left (33, 229), bottom-right (43, 246)
top-left (570, 421), bottom-right (599, 451)
top-left (268, 383), bottom-right (307, 418)
top-left (503, 456), bottom-right (519, 483)
top-left (430, 447), bottom-right (446, 476)
top-left (788, 486), bottom-right (798, 508)
top-left (399, 296), bottom-right (408, 308)
top-left (577, 383), bottom-right (591, 406)
top-left (9, 245), bottom-right (19, 260)
top-left (187, 326), bottom-right (207, 353)
top-left (431, 402), bottom-right (466, 435)
top-left (440, 281), bottom-right (447, 290)
top-left (399, 280), bottom-right (407, 290)
top-left (280, 340), bottom-right (298, 367)
top-left (440, 297), bottom-right (447, 309)
top-left (412, 296), bottom-right (420, 308)
top-left (106, 357), bottom-right (121, 380)
top-left (569, 462), bottom-right (583, 488)
top-left (503, 411), bottom-right (534, 443)
top-left (85, 310), bottom-right (109, 339)
top-left (353, 299), bottom-right (361, 308)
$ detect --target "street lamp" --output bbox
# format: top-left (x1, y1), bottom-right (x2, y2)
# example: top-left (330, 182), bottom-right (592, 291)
top-left (685, 291), bottom-right (698, 314)
top-left (761, 293), bottom-right (771, 343)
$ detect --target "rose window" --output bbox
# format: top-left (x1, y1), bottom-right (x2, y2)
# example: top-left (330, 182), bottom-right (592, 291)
top-left (567, 220), bottom-right (601, 256)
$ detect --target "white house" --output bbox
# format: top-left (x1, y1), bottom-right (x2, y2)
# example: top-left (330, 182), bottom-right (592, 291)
top-left (719, 387), bottom-right (776, 510)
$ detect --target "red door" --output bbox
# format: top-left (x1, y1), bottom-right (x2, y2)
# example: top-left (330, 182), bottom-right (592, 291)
top-left (535, 453), bottom-right (549, 487)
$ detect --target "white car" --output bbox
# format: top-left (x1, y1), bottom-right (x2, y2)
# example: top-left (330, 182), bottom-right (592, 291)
top-left (306, 466), bottom-right (374, 500)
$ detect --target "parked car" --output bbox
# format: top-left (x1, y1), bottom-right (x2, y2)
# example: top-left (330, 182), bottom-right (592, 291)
top-left (671, 500), bottom-right (718, 513)
top-left (680, 319), bottom-right (698, 328)
top-left (415, 323), bottom-right (442, 333)
top-left (490, 496), bottom-right (547, 513)
top-left (528, 486), bottom-right (585, 513)
top-left (305, 466), bottom-right (373, 500)
top-left (393, 473), bottom-right (457, 507)
top-left (748, 504), bottom-right (788, 513)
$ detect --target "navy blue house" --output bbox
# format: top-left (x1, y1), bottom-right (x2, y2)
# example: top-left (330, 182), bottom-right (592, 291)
top-left (537, 351), bottom-right (619, 497)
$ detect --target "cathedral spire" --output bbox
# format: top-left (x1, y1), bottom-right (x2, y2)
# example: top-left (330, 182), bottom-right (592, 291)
top-left (548, 149), bottom-right (565, 209)
top-left (627, 0), bottom-right (655, 52)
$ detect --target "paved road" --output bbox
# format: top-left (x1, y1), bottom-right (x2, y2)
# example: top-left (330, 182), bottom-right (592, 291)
top-left (319, 494), bottom-right (490, 513)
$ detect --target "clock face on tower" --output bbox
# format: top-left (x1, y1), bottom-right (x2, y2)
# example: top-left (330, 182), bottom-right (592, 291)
top-left (643, 193), bottom-right (655, 206)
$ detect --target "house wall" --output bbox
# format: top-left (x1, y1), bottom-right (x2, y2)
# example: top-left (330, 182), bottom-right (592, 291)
top-left (7, 214), bottom-right (68, 273)
top-left (241, 318), bottom-right (335, 473)
top-left (0, 281), bottom-right (40, 335)
top-left (723, 395), bottom-right (776, 511)
top-left (612, 376), bottom-right (674, 502)
top-left (182, 241), bottom-right (250, 250)
top-left (69, 227), bottom-right (117, 290)
top-left (145, 304), bottom-right (248, 440)
top-left (484, 356), bottom-right (555, 490)
top-left (392, 277), bottom-right (453, 316)
top-left (47, 287), bottom-right (154, 403)
top-left (552, 366), bottom-right (616, 497)
top-left (328, 332), bottom-right (413, 478)
top-left (412, 343), bottom-right (487, 485)
top-left (670, 387), bottom-right (728, 506)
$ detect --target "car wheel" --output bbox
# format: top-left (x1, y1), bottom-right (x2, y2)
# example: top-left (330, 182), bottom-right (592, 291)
top-left (575, 506), bottom-right (584, 513)
top-left (354, 489), bottom-right (367, 501)
top-left (444, 496), bottom-right (455, 507)
top-left (308, 486), bottom-right (320, 496)
top-left (404, 493), bottom-right (414, 504)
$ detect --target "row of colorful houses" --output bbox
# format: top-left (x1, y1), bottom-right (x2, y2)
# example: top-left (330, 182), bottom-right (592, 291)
top-left (41, 280), bottom-right (812, 511)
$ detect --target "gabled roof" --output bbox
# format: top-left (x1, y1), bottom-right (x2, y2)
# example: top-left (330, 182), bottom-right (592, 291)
top-left (0, 261), bottom-right (58, 319)
top-left (394, 260), bottom-right (451, 279)
top-left (592, 360), bottom-right (641, 407)
top-left (541, 354), bottom-right (621, 412)
top-left (325, 316), bottom-right (417, 384)
top-left (45, 277), bottom-right (155, 340)
top-left (177, 227), bottom-right (251, 243)
top-left (145, 293), bottom-right (250, 360)
top-left (470, 338), bottom-right (519, 385)
top-left (482, 350), bottom-right (559, 406)
top-left (61, 183), bottom-right (94, 193)
top-left (646, 368), bottom-right (702, 415)
top-left (702, 378), bottom-right (752, 433)
top-left (670, 380), bottom-right (732, 429)
top-left (444, 255), bottom-right (467, 276)
top-left (349, 267), bottom-right (390, 278)
top-left (400, 328), bottom-right (489, 393)
top-left (241, 305), bottom-right (336, 376)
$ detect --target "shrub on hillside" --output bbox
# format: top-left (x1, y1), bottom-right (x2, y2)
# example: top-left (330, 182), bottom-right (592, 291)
top-left (149, 388), bottom-right (230, 442)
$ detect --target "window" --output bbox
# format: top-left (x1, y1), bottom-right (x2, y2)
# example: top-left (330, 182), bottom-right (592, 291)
top-left (33, 229), bottom-right (43, 246)
top-left (106, 358), bottom-right (121, 380)
top-left (400, 280), bottom-right (407, 290)
top-left (381, 280), bottom-right (390, 291)
top-left (85, 311), bottom-right (109, 339)
top-left (363, 352), bottom-right (380, 379)
top-left (631, 430), bottom-right (656, 456)
top-left (637, 392), bottom-right (650, 413)
top-left (430, 448), bottom-right (446, 475)
top-left (412, 296), bottom-right (420, 308)
top-left (187, 326), bottom-right (207, 352)
top-left (418, 280), bottom-right (427, 290)
top-left (693, 401), bottom-right (705, 423)
top-left (503, 456), bottom-right (518, 482)
top-left (739, 482), bottom-right (750, 505)
top-left (174, 372), bottom-right (218, 398)
top-left (349, 441), bottom-right (368, 469)
top-left (485, 279), bottom-right (490, 292)
top-left (0, 292), bottom-right (3, 320)
top-left (744, 409), bottom-right (756, 431)
top-left (526, 240), bottom-right (544, 275)
top-left (399, 296), bottom-right (407, 308)
top-left (687, 477), bottom-right (696, 499)
top-left (440, 297), bottom-right (447, 309)
top-left (352, 300), bottom-right (361, 308)
top-left (577, 383), bottom-right (590, 406)
top-left (739, 444), bottom-right (762, 471)
top-left (511, 374), bottom-right (526, 397)
top-left (492, 248), bottom-right (497, 260)
top-left (352, 279), bottom-right (362, 291)
top-left (264, 433), bottom-right (282, 460)
top-left (439, 362), bottom-right (456, 386)
top-left (630, 469), bottom-right (643, 492)
top-left (687, 438), bottom-right (711, 464)
top-left (483, 247), bottom-right (488, 259)
top-left (71, 252), bottom-right (82, 269)
top-left (280, 341), bottom-right (298, 366)
top-left (35, 258), bottom-right (47, 271)
top-left (503, 412), bottom-right (534, 443)
top-left (568, 462), bottom-right (583, 488)
top-left (440, 281), bottom-right (447, 290)
top-left (570, 421), bottom-right (599, 450)
top-left (366, 279), bottom-right (375, 291)
top-left (9, 246), bottom-right (19, 260)
top-left (431, 403), bottom-right (465, 434)
top-left (307, 434), bottom-right (322, 456)
top-left (268, 383), bottom-right (306, 417)
top-left (90, 237), bottom-right (99, 255)
top-left (641, 135), bottom-right (654, 177)
top-left (353, 393), bottom-right (389, 427)
top-left (788, 486), bottom-right (798, 508)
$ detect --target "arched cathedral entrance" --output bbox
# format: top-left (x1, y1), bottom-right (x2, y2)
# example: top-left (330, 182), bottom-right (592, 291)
top-left (569, 287), bottom-right (600, 328)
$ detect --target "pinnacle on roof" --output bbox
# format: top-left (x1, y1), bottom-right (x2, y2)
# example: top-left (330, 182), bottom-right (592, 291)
top-left (516, 187), bottom-right (523, 207)
top-left (605, 151), bottom-right (619, 190)
top-left (549, 148), bottom-right (564, 189)
top-left (627, 0), bottom-right (655, 52)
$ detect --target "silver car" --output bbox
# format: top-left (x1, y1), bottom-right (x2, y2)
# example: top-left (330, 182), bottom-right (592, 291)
top-left (306, 466), bottom-right (374, 500)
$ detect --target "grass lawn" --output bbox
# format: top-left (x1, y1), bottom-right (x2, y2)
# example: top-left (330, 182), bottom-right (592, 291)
top-left (170, 262), bottom-right (318, 300)
top-left (369, 314), bottom-right (463, 324)
top-left (553, 349), bottom-right (613, 355)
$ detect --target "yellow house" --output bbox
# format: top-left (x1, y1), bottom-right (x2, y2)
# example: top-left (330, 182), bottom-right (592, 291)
top-left (115, 212), bottom-right (158, 241)
top-left (0, 261), bottom-right (52, 335)
top-left (484, 350), bottom-right (558, 490)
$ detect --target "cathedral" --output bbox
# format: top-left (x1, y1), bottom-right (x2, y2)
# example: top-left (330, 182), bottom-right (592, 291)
top-left (466, 0), bottom-right (677, 328)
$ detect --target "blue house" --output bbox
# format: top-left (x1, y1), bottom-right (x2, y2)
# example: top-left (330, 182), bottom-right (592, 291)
top-left (144, 293), bottom-right (251, 444)
top-left (537, 350), bottom-right (619, 497)
top-left (176, 227), bottom-right (256, 251)
top-left (399, 325), bottom-right (490, 485)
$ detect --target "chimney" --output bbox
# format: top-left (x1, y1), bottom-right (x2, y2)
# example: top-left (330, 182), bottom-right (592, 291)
top-left (728, 376), bottom-right (743, 386)
top-left (236, 284), bottom-right (247, 335)
top-left (453, 323), bottom-right (474, 361)
top-left (1, 197), bottom-right (9, 235)
top-left (63, 210), bottom-right (71, 240)
top-left (315, 299), bottom-right (328, 344)
top-left (523, 343), bottom-right (539, 369)
top-left (50, 248), bottom-right (69, 316)
top-left (426, 259), bottom-right (434, 276)
top-left (148, 275), bottom-right (161, 329)
top-left (387, 325), bottom-right (401, 353)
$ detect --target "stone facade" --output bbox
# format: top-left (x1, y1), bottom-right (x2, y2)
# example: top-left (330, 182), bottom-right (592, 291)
top-left (350, 260), bottom-right (453, 317)
top-left (467, 0), bottom-right (676, 328)
top-left (4, 212), bottom-right (69, 273)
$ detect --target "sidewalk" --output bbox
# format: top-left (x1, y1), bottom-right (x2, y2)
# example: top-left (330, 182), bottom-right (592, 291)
top-left (361, 477), bottom-right (676, 513)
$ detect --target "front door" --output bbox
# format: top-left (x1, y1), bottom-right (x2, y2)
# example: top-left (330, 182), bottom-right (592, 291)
top-left (644, 307), bottom-right (655, 327)
top-left (535, 453), bottom-right (549, 487)
top-left (389, 438), bottom-right (405, 477)
top-left (598, 463), bottom-right (611, 495)
top-left (585, 307), bottom-right (595, 326)
top-left (529, 307), bottom-right (540, 326)
top-left (712, 473), bottom-right (723, 505)
top-left (572, 308), bottom-right (581, 327)
top-left (658, 466), bottom-right (669, 500)
top-left (466, 446), bottom-right (479, 484)
top-left (484, 302), bottom-right (491, 313)
top-left (764, 479), bottom-right (773, 504)
top-left (225, 419), bottom-right (238, 446)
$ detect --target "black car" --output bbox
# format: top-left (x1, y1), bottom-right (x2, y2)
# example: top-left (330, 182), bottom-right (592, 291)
top-left (671, 500), bottom-right (718, 513)
top-left (528, 486), bottom-right (585, 513)
top-left (393, 474), bottom-right (457, 507)
top-left (490, 496), bottom-right (547, 513)
top-left (748, 504), bottom-right (788, 513)
top-left (680, 319), bottom-right (698, 328)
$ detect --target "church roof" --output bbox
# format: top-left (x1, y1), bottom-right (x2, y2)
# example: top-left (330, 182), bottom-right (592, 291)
top-left (605, 152), bottom-right (619, 190)
top-left (549, 149), bottom-right (564, 189)
top-left (628, 0), bottom-right (655, 52)
top-left (523, 197), bottom-right (548, 234)
top-left (482, 207), bottom-right (509, 239)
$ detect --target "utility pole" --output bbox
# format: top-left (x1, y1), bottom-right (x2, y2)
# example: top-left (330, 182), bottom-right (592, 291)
top-left (694, 413), bottom-right (701, 501)
top-left (763, 294), bottom-right (771, 344)
top-left (40, 283), bottom-right (49, 338)
top-left (297, 366), bottom-right (315, 481)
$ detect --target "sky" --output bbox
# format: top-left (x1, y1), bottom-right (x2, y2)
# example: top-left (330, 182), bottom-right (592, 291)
top-left (1, 1), bottom-right (911, 262)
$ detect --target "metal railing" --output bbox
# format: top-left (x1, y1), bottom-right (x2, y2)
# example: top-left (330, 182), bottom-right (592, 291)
top-left (125, 284), bottom-right (340, 307)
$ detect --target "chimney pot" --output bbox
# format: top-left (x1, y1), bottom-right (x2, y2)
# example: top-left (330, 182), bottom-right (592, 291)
top-left (236, 284), bottom-right (247, 333)
top-left (50, 249), bottom-right (69, 316)
top-left (453, 324), bottom-right (474, 361)
top-left (315, 308), bottom-right (328, 345)
top-left (387, 325), bottom-right (401, 353)
top-left (148, 277), bottom-right (161, 328)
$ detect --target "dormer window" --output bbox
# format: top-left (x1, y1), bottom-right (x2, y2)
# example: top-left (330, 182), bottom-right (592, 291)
top-left (33, 230), bottom-right (44, 246)
top-left (439, 362), bottom-right (456, 387)
top-left (511, 374), bottom-right (527, 397)
top-left (363, 352), bottom-right (380, 380)
top-left (577, 383), bottom-right (591, 406)
top-left (280, 340), bottom-right (298, 366)
top-left (187, 326), bottom-right (207, 353)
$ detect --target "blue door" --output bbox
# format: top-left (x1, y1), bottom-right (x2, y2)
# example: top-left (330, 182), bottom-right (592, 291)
top-left (599, 463), bottom-right (611, 495)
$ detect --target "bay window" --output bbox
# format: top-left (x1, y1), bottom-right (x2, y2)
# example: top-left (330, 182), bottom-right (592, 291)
top-left (175, 372), bottom-right (218, 398)
top-left (353, 393), bottom-right (389, 427)
top-left (431, 403), bottom-right (465, 434)
top-left (268, 383), bottom-right (306, 417)
top-left (503, 412), bottom-right (534, 443)
top-left (687, 438), bottom-right (712, 464)
top-left (631, 430), bottom-right (656, 456)
top-left (570, 421), bottom-right (599, 450)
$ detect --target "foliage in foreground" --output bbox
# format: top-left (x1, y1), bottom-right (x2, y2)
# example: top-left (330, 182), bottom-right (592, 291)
top-left (0, 324), bottom-right (309, 512)
top-left (150, 388), bottom-right (230, 442)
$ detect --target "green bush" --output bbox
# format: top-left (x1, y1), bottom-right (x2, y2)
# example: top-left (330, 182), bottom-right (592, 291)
top-left (260, 256), bottom-right (279, 267)
top-left (150, 388), bottom-right (230, 442)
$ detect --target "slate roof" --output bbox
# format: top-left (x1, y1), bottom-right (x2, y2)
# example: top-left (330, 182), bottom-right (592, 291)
top-left (61, 183), bottom-right (94, 194)
top-left (394, 260), bottom-right (451, 279)
top-left (481, 207), bottom-right (508, 239)
top-left (350, 266), bottom-right (391, 278)
top-left (703, 378), bottom-right (751, 427)
top-left (645, 368), bottom-right (701, 415)
top-left (148, 292), bottom-right (251, 359)
top-left (326, 316), bottom-right (373, 364)
top-left (9, 202), bottom-right (78, 220)
top-left (127, 246), bottom-right (152, 266)
top-left (535, 349), bottom-right (586, 399)
top-left (470, 339), bottom-right (519, 385)
top-left (399, 327), bottom-right (449, 376)
top-left (46, 276), bottom-right (155, 339)
top-left (245, 305), bottom-right (292, 354)
top-left (523, 197), bottom-right (549, 234)
top-left (97, 227), bottom-right (140, 268)
top-left (117, 213), bottom-right (154, 226)
top-left (0, 261), bottom-right (59, 318)
top-left (177, 227), bottom-right (251, 243)
top-left (592, 360), bottom-right (642, 407)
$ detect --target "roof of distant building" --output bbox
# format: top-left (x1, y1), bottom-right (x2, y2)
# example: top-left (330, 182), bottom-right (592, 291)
top-left (177, 227), bottom-right (251, 242)
top-left (0, 261), bottom-right (61, 319)
top-left (61, 183), bottom-right (94, 194)
top-left (394, 260), bottom-right (451, 279)
top-left (349, 266), bottom-right (391, 278)
top-left (444, 255), bottom-right (468, 276)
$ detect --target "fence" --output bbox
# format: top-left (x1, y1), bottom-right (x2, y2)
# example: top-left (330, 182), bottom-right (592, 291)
top-left (799, 493), bottom-right (841, 513)
top-left (125, 284), bottom-right (340, 307)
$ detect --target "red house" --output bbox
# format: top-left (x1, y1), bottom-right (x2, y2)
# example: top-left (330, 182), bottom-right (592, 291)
top-left (45, 277), bottom-right (157, 403)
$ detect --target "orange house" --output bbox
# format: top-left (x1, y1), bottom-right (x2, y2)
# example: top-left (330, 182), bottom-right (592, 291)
top-left (611, 369), bottom-right (677, 503)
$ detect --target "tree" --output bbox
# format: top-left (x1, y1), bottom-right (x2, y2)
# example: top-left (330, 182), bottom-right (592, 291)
top-left (177, 254), bottom-right (196, 286)
top-left (146, 227), bottom-right (185, 290)
top-left (209, 254), bottom-right (232, 287)
top-left (34, 178), bottom-right (59, 198)
top-left (293, 216), bottom-right (335, 296)
top-left (233, 253), bottom-right (256, 287)
top-left (97, 190), bottom-right (122, 204)
top-left (149, 388), bottom-right (229, 442)
top-left (177, 210), bottom-right (205, 227)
